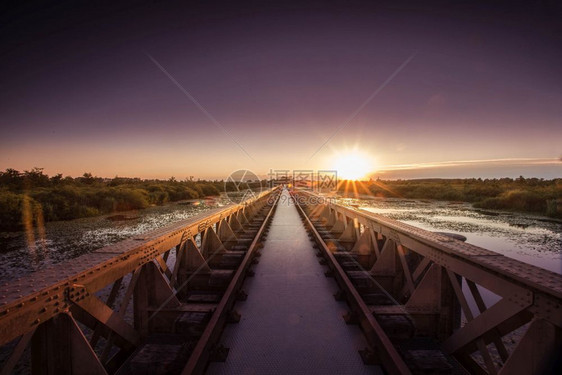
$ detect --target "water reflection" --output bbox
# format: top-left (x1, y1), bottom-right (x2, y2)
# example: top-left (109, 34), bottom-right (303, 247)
top-left (349, 197), bottom-right (562, 274)
top-left (0, 198), bottom-right (225, 283)
top-left (1, 195), bottom-right (560, 283)
top-left (342, 197), bottom-right (561, 328)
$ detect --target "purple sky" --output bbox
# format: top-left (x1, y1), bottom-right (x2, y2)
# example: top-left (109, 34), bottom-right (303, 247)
top-left (1, 0), bottom-right (561, 179)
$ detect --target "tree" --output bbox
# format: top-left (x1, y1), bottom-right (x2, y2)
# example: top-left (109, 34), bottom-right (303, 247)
top-left (23, 167), bottom-right (50, 188)
top-left (81, 172), bottom-right (95, 185)
top-left (50, 173), bottom-right (63, 184)
top-left (0, 168), bottom-right (23, 189)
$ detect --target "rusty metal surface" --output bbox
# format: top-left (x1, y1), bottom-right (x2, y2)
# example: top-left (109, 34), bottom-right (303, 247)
top-left (2, 187), bottom-right (560, 375)
top-left (0, 189), bottom-right (276, 347)
top-left (300, 191), bottom-right (562, 301)
top-left (469, 255), bottom-right (562, 295)
top-left (181, 191), bottom-right (280, 375)
top-left (1, 252), bottom-right (117, 305)
top-left (294, 190), bottom-right (562, 375)
top-left (293, 192), bottom-right (412, 375)
top-left (208, 189), bottom-right (379, 375)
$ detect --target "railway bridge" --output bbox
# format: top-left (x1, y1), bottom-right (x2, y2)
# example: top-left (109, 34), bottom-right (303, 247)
top-left (0, 187), bottom-right (560, 374)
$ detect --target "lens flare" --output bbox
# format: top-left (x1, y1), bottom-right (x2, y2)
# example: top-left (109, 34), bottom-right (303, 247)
top-left (332, 151), bottom-right (374, 180)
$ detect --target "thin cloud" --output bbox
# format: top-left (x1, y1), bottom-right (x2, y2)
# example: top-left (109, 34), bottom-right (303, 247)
top-left (376, 158), bottom-right (560, 171)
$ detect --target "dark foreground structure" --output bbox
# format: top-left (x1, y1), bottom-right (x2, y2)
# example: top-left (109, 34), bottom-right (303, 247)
top-left (0, 187), bottom-right (560, 374)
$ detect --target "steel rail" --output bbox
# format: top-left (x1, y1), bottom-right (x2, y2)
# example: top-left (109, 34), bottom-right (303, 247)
top-left (181, 190), bottom-right (281, 374)
top-left (291, 192), bottom-right (412, 375)
top-left (0, 189), bottom-right (277, 347)
top-left (292, 189), bottom-right (562, 375)
top-left (294, 191), bottom-right (562, 314)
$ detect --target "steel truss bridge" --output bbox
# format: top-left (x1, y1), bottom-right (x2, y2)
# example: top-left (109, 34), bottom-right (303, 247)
top-left (0, 187), bottom-right (560, 374)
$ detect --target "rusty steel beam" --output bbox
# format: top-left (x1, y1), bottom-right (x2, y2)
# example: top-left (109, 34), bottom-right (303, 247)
top-left (292, 192), bottom-right (412, 375)
top-left (31, 312), bottom-right (107, 375)
top-left (0, 189), bottom-right (278, 347)
top-left (293, 190), bottom-right (562, 375)
top-left (294, 190), bottom-right (562, 327)
top-left (181, 191), bottom-right (280, 374)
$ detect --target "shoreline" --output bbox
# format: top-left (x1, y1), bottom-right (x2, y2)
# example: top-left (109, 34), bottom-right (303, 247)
top-left (0, 195), bottom-right (222, 233)
top-left (336, 191), bottom-right (562, 222)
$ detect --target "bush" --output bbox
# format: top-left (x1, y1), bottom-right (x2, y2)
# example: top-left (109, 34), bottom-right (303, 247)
top-left (197, 183), bottom-right (220, 197)
top-left (497, 190), bottom-right (545, 212)
top-left (0, 192), bottom-right (43, 231)
top-left (546, 199), bottom-right (562, 218)
top-left (463, 184), bottom-right (503, 201)
top-left (352, 178), bottom-right (562, 218)
top-left (0, 191), bottom-right (24, 230)
top-left (472, 190), bottom-right (547, 214)
top-left (0, 169), bottom-right (227, 230)
top-left (109, 188), bottom-right (150, 211)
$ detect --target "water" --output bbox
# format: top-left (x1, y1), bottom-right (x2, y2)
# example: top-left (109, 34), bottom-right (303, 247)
top-left (1, 195), bottom-right (560, 284)
top-left (339, 197), bottom-right (561, 324)
top-left (0, 198), bottom-right (226, 284)
top-left (338, 197), bottom-right (562, 275)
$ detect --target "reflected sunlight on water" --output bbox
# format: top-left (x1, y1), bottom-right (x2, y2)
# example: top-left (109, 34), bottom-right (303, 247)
top-left (0, 199), bottom-right (227, 283)
top-left (355, 198), bottom-right (562, 274)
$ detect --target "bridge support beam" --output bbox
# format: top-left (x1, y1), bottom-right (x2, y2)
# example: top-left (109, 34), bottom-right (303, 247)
top-left (370, 239), bottom-right (398, 292)
top-left (201, 227), bottom-right (227, 259)
top-left (31, 313), bottom-right (107, 375)
top-left (499, 318), bottom-right (561, 374)
top-left (404, 263), bottom-right (442, 337)
top-left (350, 227), bottom-right (376, 268)
top-left (228, 214), bottom-right (244, 233)
top-left (175, 238), bottom-right (212, 297)
top-left (331, 212), bottom-right (346, 236)
top-left (133, 262), bottom-right (180, 336)
top-left (218, 218), bottom-right (237, 247)
top-left (237, 210), bottom-right (250, 226)
top-left (338, 218), bottom-right (359, 251)
top-left (326, 208), bottom-right (337, 227)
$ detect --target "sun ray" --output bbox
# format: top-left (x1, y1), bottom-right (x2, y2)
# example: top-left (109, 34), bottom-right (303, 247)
top-left (332, 150), bottom-right (374, 180)
top-left (369, 179), bottom-right (402, 198)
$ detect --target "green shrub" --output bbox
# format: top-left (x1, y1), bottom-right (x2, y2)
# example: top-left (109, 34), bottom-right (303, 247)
top-left (110, 188), bottom-right (150, 211)
top-left (197, 183), bottom-right (220, 197)
top-left (545, 199), bottom-right (561, 217)
top-left (0, 192), bottom-right (44, 230)
top-left (0, 169), bottom-right (226, 229)
top-left (0, 191), bottom-right (25, 230)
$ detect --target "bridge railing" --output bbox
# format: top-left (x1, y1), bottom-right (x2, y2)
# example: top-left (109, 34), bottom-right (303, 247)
top-left (293, 190), bottom-right (561, 374)
top-left (0, 188), bottom-right (279, 374)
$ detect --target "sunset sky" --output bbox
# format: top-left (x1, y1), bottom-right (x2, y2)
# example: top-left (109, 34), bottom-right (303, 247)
top-left (1, 0), bottom-right (561, 180)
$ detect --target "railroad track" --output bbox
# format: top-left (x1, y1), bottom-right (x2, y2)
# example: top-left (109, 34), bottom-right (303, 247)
top-left (1, 186), bottom-right (560, 375)
top-left (0, 188), bottom-right (281, 375)
top-left (118, 191), bottom-right (280, 374)
top-left (291, 190), bottom-right (562, 375)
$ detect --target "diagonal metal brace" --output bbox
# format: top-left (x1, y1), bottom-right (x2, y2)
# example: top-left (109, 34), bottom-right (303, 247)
top-left (67, 284), bottom-right (140, 347)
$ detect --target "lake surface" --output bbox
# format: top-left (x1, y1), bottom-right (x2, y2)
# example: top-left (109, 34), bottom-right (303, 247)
top-left (338, 197), bottom-right (562, 275)
top-left (337, 197), bottom-right (561, 321)
top-left (0, 198), bottom-right (226, 284)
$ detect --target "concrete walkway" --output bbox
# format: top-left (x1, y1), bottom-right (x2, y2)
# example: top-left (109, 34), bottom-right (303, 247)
top-left (207, 189), bottom-right (380, 375)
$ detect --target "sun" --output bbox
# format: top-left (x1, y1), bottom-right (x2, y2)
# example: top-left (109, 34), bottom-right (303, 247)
top-left (332, 151), bottom-right (373, 180)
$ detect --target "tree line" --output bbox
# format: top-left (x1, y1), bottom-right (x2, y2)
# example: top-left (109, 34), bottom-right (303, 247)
top-left (0, 168), bottom-right (260, 231)
top-left (338, 177), bottom-right (562, 218)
